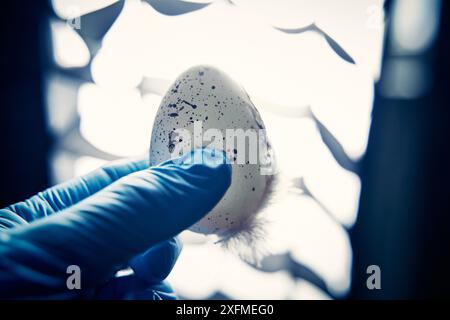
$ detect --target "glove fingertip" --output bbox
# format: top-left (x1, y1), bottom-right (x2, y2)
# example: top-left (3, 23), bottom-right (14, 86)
top-left (164, 148), bottom-right (232, 189)
top-left (129, 238), bottom-right (182, 284)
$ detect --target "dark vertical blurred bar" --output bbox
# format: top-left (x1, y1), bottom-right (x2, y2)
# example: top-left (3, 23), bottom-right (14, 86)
top-left (351, 0), bottom-right (450, 298)
top-left (0, 1), bottom-right (51, 207)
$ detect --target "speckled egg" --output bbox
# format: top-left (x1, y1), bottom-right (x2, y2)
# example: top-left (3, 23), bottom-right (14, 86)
top-left (149, 65), bottom-right (275, 238)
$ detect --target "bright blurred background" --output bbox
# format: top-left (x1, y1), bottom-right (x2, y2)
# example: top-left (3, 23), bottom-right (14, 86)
top-left (3, 0), bottom-right (450, 300)
top-left (46, 0), bottom-right (386, 299)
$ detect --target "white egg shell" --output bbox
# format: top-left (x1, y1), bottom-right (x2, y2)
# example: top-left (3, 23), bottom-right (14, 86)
top-left (149, 65), bottom-right (275, 236)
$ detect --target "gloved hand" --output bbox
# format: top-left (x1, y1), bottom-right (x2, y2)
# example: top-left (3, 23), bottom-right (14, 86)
top-left (0, 148), bottom-right (231, 299)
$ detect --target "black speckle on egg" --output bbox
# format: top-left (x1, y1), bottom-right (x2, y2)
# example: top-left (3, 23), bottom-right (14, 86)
top-left (211, 85), bottom-right (215, 89)
top-left (181, 99), bottom-right (197, 109)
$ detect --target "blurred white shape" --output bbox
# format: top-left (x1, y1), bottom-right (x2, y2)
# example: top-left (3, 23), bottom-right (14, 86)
top-left (252, 97), bottom-right (310, 118)
top-left (257, 113), bottom-right (315, 180)
top-left (77, 83), bottom-right (160, 157)
top-left (257, 113), bottom-right (360, 226)
top-left (178, 230), bottom-right (209, 245)
top-left (91, 0), bottom-right (146, 89)
top-left (288, 280), bottom-right (332, 300)
top-left (74, 156), bottom-right (107, 177)
top-left (313, 0), bottom-right (385, 79)
top-left (310, 65), bottom-right (374, 160)
top-left (51, 0), bottom-right (119, 19)
top-left (380, 59), bottom-right (432, 99)
top-left (392, 0), bottom-right (442, 54)
top-left (231, 0), bottom-right (316, 28)
top-left (50, 150), bottom-right (77, 184)
top-left (265, 194), bottom-right (352, 296)
top-left (218, 252), bottom-right (294, 300)
top-left (91, 47), bottom-right (143, 89)
top-left (168, 243), bottom-right (295, 299)
top-left (142, 93), bottom-right (163, 110)
top-left (139, 0), bottom-right (328, 107)
top-left (167, 244), bottom-right (223, 299)
top-left (301, 125), bottom-right (361, 227)
top-left (50, 20), bottom-right (90, 68)
top-left (179, 0), bottom-right (211, 2)
top-left (306, 168), bottom-right (361, 228)
top-left (232, 0), bottom-right (385, 81)
top-left (46, 74), bottom-right (79, 134)
top-left (115, 267), bottom-right (134, 277)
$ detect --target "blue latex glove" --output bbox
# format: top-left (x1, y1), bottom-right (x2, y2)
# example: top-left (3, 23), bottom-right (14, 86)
top-left (0, 149), bottom-right (231, 299)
